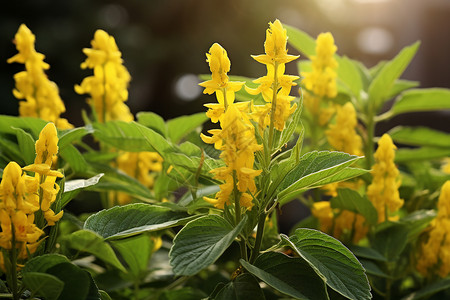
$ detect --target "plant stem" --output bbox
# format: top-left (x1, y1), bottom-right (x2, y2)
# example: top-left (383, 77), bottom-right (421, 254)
top-left (267, 62), bottom-right (279, 155)
top-left (249, 213), bottom-right (266, 264)
top-left (232, 172), bottom-right (248, 261)
top-left (364, 111), bottom-right (375, 170)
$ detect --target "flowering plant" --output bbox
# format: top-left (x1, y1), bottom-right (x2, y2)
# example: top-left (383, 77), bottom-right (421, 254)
top-left (0, 20), bottom-right (450, 300)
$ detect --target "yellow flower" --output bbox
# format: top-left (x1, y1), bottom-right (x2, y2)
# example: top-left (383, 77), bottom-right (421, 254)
top-left (34, 122), bottom-right (59, 166)
top-left (367, 134), bottom-right (403, 223)
top-left (75, 29), bottom-right (133, 123)
top-left (302, 32), bottom-right (338, 99)
top-left (7, 24), bottom-right (72, 129)
top-left (203, 104), bottom-right (262, 210)
top-left (417, 181), bottom-right (450, 277)
top-left (247, 20), bottom-right (299, 131)
top-left (326, 102), bottom-right (363, 156)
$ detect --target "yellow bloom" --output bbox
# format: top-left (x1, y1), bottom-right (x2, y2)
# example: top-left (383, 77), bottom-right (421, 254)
top-left (247, 20), bottom-right (299, 131)
top-left (367, 134), bottom-right (403, 223)
top-left (34, 122), bottom-right (59, 166)
top-left (417, 181), bottom-right (450, 277)
top-left (7, 24), bottom-right (72, 129)
top-left (75, 29), bottom-right (133, 123)
top-left (302, 32), bottom-right (338, 99)
top-left (326, 102), bottom-right (363, 156)
top-left (203, 104), bottom-right (262, 210)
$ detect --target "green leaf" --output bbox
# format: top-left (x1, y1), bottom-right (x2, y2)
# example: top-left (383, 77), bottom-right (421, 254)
top-left (60, 174), bottom-right (104, 207)
top-left (59, 144), bottom-right (88, 174)
top-left (0, 115), bottom-right (47, 137)
top-left (402, 209), bottom-right (436, 241)
top-left (395, 147), bottom-right (450, 163)
top-left (336, 56), bottom-right (363, 100)
top-left (403, 278), bottom-right (450, 300)
top-left (389, 126), bottom-right (450, 148)
top-left (167, 113), bottom-right (208, 143)
top-left (285, 24), bottom-right (316, 58)
top-left (99, 290), bottom-right (112, 300)
top-left (368, 41), bottom-right (420, 111)
top-left (387, 79), bottom-right (419, 99)
top-left (387, 88), bottom-right (450, 118)
top-left (46, 262), bottom-right (91, 300)
top-left (169, 214), bottom-right (247, 276)
top-left (136, 111), bottom-right (167, 137)
top-left (373, 222), bottom-right (408, 260)
top-left (84, 203), bottom-right (198, 240)
top-left (23, 254), bottom-right (70, 273)
top-left (359, 260), bottom-right (389, 278)
top-left (281, 229), bottom-right (371, 300)
top-left (277, 151), bottom-right (363, 205)
top-left (22, 272), bottom-right (64, 300)
top-left (215, 273), bottom-right (266, 300)
top-left (12, 127), bottom-right (36, 165)
top-left (348, 245), bottom-right (387, 262)
top-left (111, 234), bottom-right (154, 278)
top-left (58, 127), bottom-right (92, 150)
top-left (159, 287), bottom-right (208, 300)
top-left (240, 252), bottom-right (328, 300)
top-left (0, 136), bottom-right (24, 164)
top-left (331, 188), bottom-right (378, 225)
top-left (69, 229), bottom-right (126, 272)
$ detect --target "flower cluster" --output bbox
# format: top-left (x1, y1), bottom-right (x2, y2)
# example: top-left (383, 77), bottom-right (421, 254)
top-left (246, 20), bottom-right (299, 131)
top-left (417, 181), bottom-right (450, 277)
top-left (7, 24), bottom-right (72, 129)
top-left (0, 123), bottom-right (63, 271)
top-left (367, 134), bottom-right (403, 223)
top-left (201, 43), bottom-right (262, 210)
top-left (302, 32), bottom-right (338, 126)
top-left (75, 29), bottom-right (133, 123)
top-left (113, 152), bottom-right (163, 205)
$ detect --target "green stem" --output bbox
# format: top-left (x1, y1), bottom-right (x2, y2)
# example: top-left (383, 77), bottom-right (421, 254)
top-left (232, 172), bottom-right (247, 261)
top-left (249, 213), bottom-right (266, 264)
top-left (10, 226), bottom-right (19, 300)
top-left (364, 112), bottom-right (375, 170)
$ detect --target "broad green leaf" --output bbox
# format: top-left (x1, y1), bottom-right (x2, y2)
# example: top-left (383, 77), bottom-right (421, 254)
top-left (395, 147), bottom-right (450, 163)
top-left (403, 278), bottom-right (450, 300)
top-left (373, 222), bottom-right (408, 260)
top-left (169, 214), bottom-right (247, 276)
top-left (389, 126), bottom-right (450, 148)
top-left (359, 260), bottom-right (389, 278)
top-left (386, 88), bottom-right (450, 119)
top-left (60, 174), bottom-right (104, 207)
top-left (0, 115), bottom-right (47, 137)
top-left (336, 56), bottom-right (363, 100)
top-left (402, 209), bottom-right (436, 241)
top-left (58, 127), bottom-right (92, 150)
top-left (12, 127), bottom-right (35, 165)
top-left (99, 290), bottom-right (112, 300)
top-left (69, 230), bottom-right (126, 272)
top-left (281, 229), bottom-right (371, 300)
top-left (277, 151), bottom-right (363, 204)
top-left (240, 252), bottom-right (328, 300)
top-left (22, 272), bottom-right (64, 300)
top-left (368, 42), bottom-right (420, 111)
top-left (111, 234), bottom-right (154, 278)
top-left (178, 185), bottom-right (220, 207)
top-left (59, 144), bottom-right (88, 174)
top-left (387, 79), bottom-right (419, 99)
top-left (285, 24), bottom-right (316, 58)
top-left (136, 111), bottom-right (167, 137)
top-left (331, 188), bottom-right (378, 225)
top-left (348, 245), bottom-right (387, 262)
top-left (46, 262), bottom-right (91, 300)
top-left (167, 113), bottom-right (208, 143)
top-left (23, 254), bottom-right (70, 273)
top-left (215, 273), bottom-right (266, 300)
top-left (84, 203), bottom-right (198, 240)
top-left (0, 136), bottom-right (24, 164)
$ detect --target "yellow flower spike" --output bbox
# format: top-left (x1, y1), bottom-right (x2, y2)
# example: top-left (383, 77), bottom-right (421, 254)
top-left (33, 123), bottom-right (59, 166)
top-left (417, 181), bottom-right (450, 277)
top-left (367, 134), bottom-right (403, 223)
top-left (76, 29), bottom-right (133, 123)
top-left (302, 32), bottom-right (338, 99)
top-left (8, 25), bottom-right (72, 129)
top-left (326, 102), bottom-right (363, 156)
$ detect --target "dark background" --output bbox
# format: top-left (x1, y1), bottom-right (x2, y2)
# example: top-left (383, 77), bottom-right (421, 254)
top-left (2, 0), bottom-right (450, 129)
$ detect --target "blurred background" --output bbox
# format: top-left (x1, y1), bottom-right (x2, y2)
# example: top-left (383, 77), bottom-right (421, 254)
top-left (2, 0), bottom-right (450, 127)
